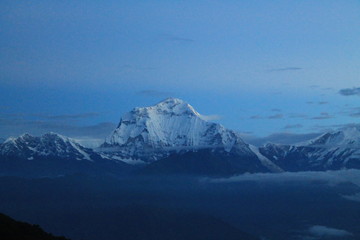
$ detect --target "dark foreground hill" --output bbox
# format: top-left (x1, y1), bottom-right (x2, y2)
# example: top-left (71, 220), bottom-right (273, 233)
top-left (0, 213), bottom-right (69, 240)
top-left (0, 206), bottom-right (258, 240)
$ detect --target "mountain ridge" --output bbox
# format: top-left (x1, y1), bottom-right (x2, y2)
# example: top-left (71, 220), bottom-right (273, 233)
top-left (260, 127), bottom-right (360, 171)
top-left (100, 98), bottom-right (257, 162)
top-left (1, 98), bottom-right (360, 176)
top-left (0, 132), bottom-right (131, 177)
top-left (1, 132), bottom-right (94, 161)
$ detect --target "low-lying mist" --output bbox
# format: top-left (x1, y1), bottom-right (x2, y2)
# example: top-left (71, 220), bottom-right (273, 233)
top-left (0, 170), bottom-right (359, 240)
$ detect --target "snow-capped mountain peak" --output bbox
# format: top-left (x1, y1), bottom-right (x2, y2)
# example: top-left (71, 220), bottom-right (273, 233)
top-left (147, 98), bottom-right (200, 117)
top-left (259, 125), bottom-right (360, 172)
top-left (102, 98), bottom-right (252, 161)
top-left (308, 126), bottom-right (360, 147)
top-left (0, 132), bottom-right (93, 161)
top-left (118, 98), bottom-right (201, 127)
top-left (0, 132), bottom-right (133, 177)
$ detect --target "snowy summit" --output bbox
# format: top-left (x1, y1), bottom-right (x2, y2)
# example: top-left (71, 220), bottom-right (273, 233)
top-left (1, 132), bottom-right (93, 161)
top-left (102, 98), bottom-right (252, 161)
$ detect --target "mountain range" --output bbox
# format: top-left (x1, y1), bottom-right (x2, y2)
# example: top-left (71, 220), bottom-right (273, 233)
top-left (1, 98), bottom-right (360, 177)
top-left (0, 132), bottom-right (130, 177)
top-left (260, 127), bottom-right (360, 171)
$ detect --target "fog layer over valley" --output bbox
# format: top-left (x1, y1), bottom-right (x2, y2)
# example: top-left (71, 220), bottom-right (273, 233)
top-left (1, 170), bottom-right (360, 240)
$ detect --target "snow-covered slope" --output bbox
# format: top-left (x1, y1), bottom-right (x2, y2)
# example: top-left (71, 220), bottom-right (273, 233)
top-left (308, 126), bottom-right (360, 147)
top-left (0, 132), bottom-right (95, 161)
top-left (0, 132), bottom-right (132, 177)
top-left (259, 126), bottom-right (360, 171)
top-left (101, 98), bottom-right (256, 162)
top-left (249, 145), bottom-right (284, 173)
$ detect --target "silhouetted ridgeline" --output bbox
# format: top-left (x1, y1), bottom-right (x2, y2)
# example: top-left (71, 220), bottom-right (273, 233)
top-left (0, 213), bottom-right (69, 240)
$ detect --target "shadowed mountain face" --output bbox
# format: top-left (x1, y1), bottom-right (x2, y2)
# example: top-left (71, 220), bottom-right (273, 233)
top-left (0, 213), bottom-right (69, 240)
top-left (140, 149), bottom-right (268, 177)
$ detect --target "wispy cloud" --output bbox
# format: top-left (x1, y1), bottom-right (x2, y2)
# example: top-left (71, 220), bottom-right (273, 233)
top-left (0, 112), bottom-right (103, 124)
top-left (322, 87), bottom-right (334, 91)
top-left (310, 123), bottom-right (360, 134)
top-left (339, 107), bottom-right (360, 118)
top-left (210, 169), bottom-right (360, 188)
top-left (312, 123), bottom-right (360, 137)
top-left (0, 105), bottom-right (10, 110)
top-left (339, 87), bottom-right (360, 96)
top-left (137, 90), bottom-right (174, 97)
top-left (210, 169), bottom-right (360, 207)
top-left (200, 114), bottom-right (222, 121)
top-left (318, 101), bottom-right (328, 105)
top-left (250, 113), bottom-right (284, 119)
top-left (306, 101), bottom-right (328, 105)
top-left (308, 86), bottom-right (334, 92)
top-left (45, 112), bottom-right (100, 120)
top-left (289, 113), bottom-right (308, 119)
top-left (307, 225), bottom-right (352, 238)
top-left (283, 124), bottom-right (303, 129)
top-left (119, 64), bottom-right (156, 74)
top-left (249, 110), bottom-right (335, 121)
top-left (311, 112), bottom-right (334, 120)
top-left (336, 123), bottom-right (360, 130)
top-left (268, 114), bottom-right (283, 119)
top-left (350, 111), bottom-right (360, 117)
top-left (267, 67), bottom-right (302, 72)
top-left (343, 192), bottom-right (360, 202)
top-left (161, 34), bottom-right (194, 43)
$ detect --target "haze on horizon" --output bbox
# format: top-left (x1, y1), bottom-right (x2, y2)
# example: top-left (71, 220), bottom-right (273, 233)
top-left (1, 0), bottom-right (360, 145)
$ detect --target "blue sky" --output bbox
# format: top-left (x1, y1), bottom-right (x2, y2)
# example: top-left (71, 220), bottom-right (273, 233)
top-left (1, 0), bottom-right (360, 144)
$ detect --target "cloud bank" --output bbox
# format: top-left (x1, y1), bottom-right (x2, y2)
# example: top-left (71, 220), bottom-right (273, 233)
top-left (210, 169), bottom-right (360, 189)
top-left (339, 87), bottom-right (360, 96)
top-left (267, 67), bottom-right (303, 72)
top-left (200, 114), bottom-right (222, 121)
top-left (209, 169), bottom-right (360, 206)
top-left (137, 90), bottom-right (174, 97)
top-left (307, 225), bottom-right (352, 238)
top-left (283, 124), bottom-right (303, 129)
top-left (45, 112), bottom-right (101, 120)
